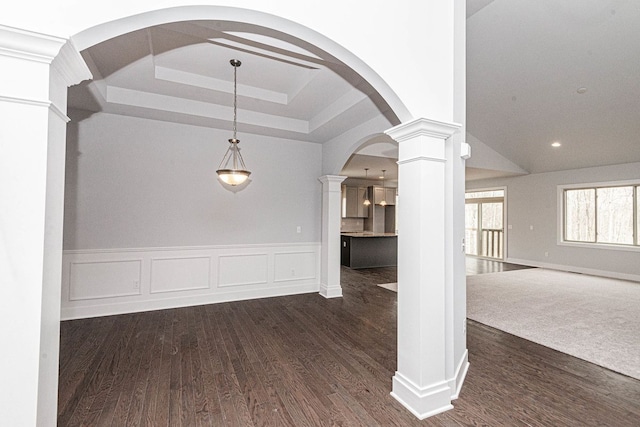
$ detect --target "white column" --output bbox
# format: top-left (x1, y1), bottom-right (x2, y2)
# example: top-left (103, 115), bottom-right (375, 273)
top-left (318, 175), bottom-right (347, 298)
top-left (385, 118), bottom-right (461, 419)
top-left (0, 26), bottom-right (91, 426)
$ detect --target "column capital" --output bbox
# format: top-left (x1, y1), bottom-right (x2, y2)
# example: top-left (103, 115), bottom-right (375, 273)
top-left (385, 118), bottom-right (461, 143)
top-left (0, 25), bottom-right (91, 88)
top-left (318, 175), bottom-right (347, 188)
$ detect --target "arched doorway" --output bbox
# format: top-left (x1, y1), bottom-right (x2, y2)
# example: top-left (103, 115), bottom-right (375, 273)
top-left (0, 3), bottom-right (467, 424)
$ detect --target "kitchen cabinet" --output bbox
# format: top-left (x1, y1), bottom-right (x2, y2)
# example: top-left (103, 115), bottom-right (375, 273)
top-left (342, 186), bottom-right (369, 218)
top-left (372, 186), bottom-right (396, 205)
top-left (341, 233), bottom-right (397, 268)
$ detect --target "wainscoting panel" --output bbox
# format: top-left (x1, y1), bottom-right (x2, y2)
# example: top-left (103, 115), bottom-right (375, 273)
top-left (69, 260), bottom-right (142, 301)
top-left (274, 251), bottom-right (317, 283)
top-left (150, 256), bottom-right (210, 294)
top-left (218, 254), bottom-right (269, 288)
top-left (61, 243), bottom-right (320, 320)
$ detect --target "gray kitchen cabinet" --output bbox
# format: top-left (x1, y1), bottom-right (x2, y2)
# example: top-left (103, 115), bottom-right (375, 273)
top-left (342, 186), bottom-right (369, 218)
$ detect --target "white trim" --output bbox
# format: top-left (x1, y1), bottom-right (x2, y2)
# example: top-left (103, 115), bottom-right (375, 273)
top-left (557, 180), bottom-right (640, 250)
top-left (449, 350), bottom-right (469, 400)
top-left (385, 117), bottom-right (461, 142)
top-left (62, 241), bottom-right (316, 255)
top-left (61, 243), bottom-right (321, 320)
top-left (0, 24), bottom-right (67, 63)
top-left (390, 372), bottom-right (454, 420)
top-left (0, 95), bottom-right (70, 123)
top-left (61, 283), bottom-right (319, 321)
top-left (505, 258), bottom-right (640, 283)
top-left (397, 156), bottom-right (447, 165)
top-left (464, 185), bottom-right (507, 260)
top-left (319, 282), bottom-right (343, 298)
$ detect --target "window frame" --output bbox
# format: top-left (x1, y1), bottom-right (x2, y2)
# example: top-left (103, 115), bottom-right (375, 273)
top-left (558, 180), bottom-right (640, 252)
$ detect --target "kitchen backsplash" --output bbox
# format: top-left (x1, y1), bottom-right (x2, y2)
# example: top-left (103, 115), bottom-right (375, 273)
top-left (341, 218), bottom-right (365, 233)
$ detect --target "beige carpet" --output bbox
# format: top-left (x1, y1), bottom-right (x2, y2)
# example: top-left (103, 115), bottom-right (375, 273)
top-left (467, 268), bottom-right (640, 379)
top-left (377, 282), bottom-right (397, 292)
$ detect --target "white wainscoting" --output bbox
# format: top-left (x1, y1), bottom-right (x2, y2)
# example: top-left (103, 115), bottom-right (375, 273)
top-left (61, 243), bottom-right (321, 320)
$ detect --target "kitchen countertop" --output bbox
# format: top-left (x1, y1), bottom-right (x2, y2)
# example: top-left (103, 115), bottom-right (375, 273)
top-left (341, 232), bottom-right (398, 238)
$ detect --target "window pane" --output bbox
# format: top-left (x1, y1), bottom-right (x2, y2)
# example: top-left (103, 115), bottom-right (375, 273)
top-left (597, 186), bottom-right (634, 244)
top-left (466, 190), bottom-right (504, 199)
top-left (465, 204), bottom-right (478, 255)
top-left (481, 203), bottom-right (503, 230)
top-left (565, 189), bottom-right (595, 242)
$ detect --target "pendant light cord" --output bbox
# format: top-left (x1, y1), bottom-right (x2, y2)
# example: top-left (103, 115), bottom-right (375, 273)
top-left (233, 62), bottom-right (238, 141)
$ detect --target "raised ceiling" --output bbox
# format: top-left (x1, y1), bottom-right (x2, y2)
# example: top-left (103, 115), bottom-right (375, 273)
top-left (69, 2), bottom-right (640, 182)
top-left (68, 21), bottom-right (397, 145)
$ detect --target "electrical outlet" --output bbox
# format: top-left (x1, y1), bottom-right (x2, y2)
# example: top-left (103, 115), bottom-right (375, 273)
top-left (133, 280), bottom-right (139, 289)
top-left (291, 268), bottom-right (295, 276)
top-left (544, 251), bottom-right (549, 257)
top-left (296, 226), bottom-right (301, 233)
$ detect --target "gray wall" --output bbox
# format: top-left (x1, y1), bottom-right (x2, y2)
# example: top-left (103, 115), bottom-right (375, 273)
top-left (64, 111), bottom-right (322, 250)
top-left (467, 162), bottom-right (640, 280)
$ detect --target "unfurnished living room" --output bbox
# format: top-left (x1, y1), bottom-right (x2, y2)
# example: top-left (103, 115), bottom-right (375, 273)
top-left (2, 1), bottom-right (640, 426)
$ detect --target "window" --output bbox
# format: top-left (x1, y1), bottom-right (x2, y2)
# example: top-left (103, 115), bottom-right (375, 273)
top-left (465, 189), bottom-right (505, 259)
top-left (562, 183), bottom-right (639, 247)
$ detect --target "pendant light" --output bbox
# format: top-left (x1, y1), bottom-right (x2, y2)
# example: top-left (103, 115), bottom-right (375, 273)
top-left (379, 169), bottom-right (387, 206)
top-left (216, 59), bottom-right (251, 186)
top-left (363, 168), bottom-right (371, 206)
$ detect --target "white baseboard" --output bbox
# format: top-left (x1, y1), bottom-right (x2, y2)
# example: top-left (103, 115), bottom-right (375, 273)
top-left (449, 349), bottom-right (469, 400)
top-left (506, 258), bottom-right (640, 283)
top-left (390, 372), bottom-right (454, 420)
top-left (61, 242), bottom-right (321, 320)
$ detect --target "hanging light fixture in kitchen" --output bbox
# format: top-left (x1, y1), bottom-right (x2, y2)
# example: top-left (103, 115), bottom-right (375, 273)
top-left (363, 168), bottom-right (371, 206)
top-left (216, 59), bottom-right (251, 186)
top-left (379, 169), bottom-right (387, 206)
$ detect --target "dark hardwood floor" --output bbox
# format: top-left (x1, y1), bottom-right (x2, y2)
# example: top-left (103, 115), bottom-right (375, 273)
top-left (465, 256), bottom-right (535, 276)
top-left (58, 266), bottom-right (640, 426)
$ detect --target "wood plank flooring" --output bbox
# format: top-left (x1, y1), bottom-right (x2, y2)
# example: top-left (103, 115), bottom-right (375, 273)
top-left (466, 256), bottom-right (535, 275)
top-left (58, 266), bottom-right (640, 426)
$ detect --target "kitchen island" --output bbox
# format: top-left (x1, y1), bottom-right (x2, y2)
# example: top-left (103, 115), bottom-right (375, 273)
top-left (340, 232), bottom-right (397, 269)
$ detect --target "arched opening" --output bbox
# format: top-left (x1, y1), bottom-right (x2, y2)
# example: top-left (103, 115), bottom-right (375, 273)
top-left (61, 5), bottom-right (408, 315)
top-left (1, 4), bottom-right (468, 425)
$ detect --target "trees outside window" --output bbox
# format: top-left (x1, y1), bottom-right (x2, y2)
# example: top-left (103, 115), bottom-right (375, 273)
top-left (564, 185), bottom-right (638, 247)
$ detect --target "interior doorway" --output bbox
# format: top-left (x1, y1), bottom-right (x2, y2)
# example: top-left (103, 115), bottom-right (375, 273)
top-left (465, 189), bottom-right (505, 260)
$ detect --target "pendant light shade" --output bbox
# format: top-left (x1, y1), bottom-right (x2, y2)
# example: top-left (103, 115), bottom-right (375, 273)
top-left (363, 168), bottom-right (371, 206)
top-left (379, 169), bottom-right (387, 206)
top-left (217, 59), bottom-right (251, 186)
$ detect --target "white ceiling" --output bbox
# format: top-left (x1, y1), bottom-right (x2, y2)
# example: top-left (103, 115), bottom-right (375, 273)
top-left (467, 0), bottom-right (640, 175)
top-left (68, 2), bottom-right (640, 182)
top-left (68, 21), bottom-right (396, 145)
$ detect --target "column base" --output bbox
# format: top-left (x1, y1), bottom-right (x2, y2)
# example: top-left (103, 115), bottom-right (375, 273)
top-left (450, 350), bottom-right (470, 400)
top-left (319, 282), bottom-right (343, 298)
top-left (391, 372), bottom-right (453, 420)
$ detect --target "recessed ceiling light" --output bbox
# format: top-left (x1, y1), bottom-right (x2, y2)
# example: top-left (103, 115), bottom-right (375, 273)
top-left (576, 87), bottom-right (587, 94)
top-left (551, 141), bottom-right (562, 148)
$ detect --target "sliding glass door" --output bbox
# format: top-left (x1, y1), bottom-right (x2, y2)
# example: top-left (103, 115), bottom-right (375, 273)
top-left (465, 190), bottom-right (505, 259)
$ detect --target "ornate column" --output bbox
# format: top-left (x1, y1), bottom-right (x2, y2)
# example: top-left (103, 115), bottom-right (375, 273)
top-left (385, 118), bottom-right (461, 419)
top-left (0, 25), bottom-right (91, 425)
top-left (318, 175), bottom-right (347, 298)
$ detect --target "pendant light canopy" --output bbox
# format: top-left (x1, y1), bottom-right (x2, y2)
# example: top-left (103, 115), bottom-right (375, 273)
top-left (363, 168), bottom-right (371, 206)
top-left (379, 169), bottom-right (387, 206)
top-left (217, 59), bottom-right (251, 186)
